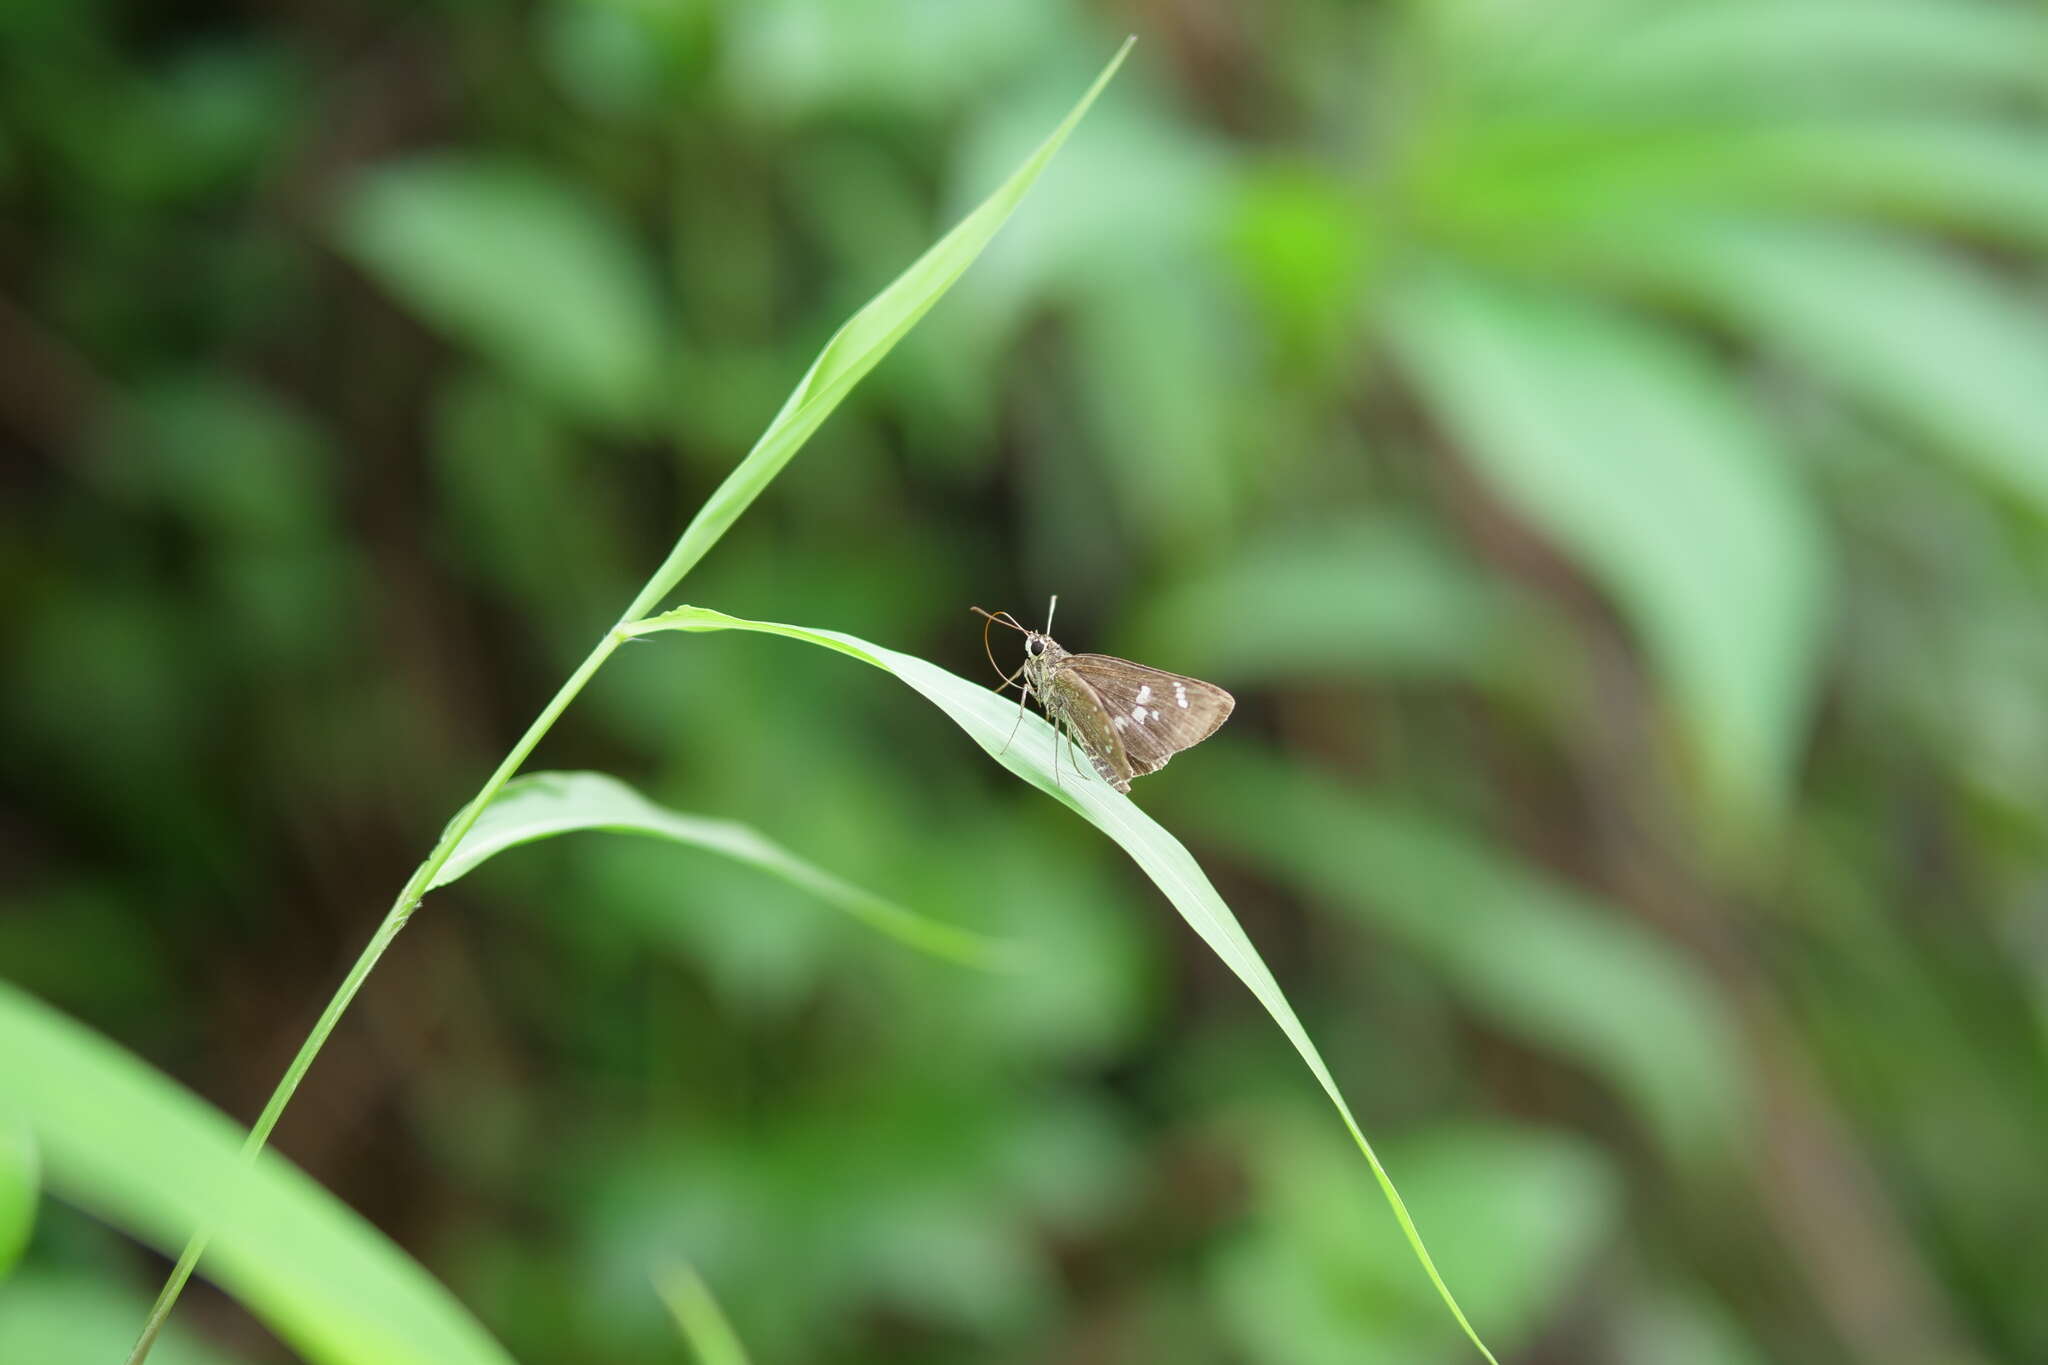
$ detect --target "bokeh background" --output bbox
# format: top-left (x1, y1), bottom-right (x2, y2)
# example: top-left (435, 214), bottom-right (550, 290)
top-left (7, 0), bottom-right (2048, 1361)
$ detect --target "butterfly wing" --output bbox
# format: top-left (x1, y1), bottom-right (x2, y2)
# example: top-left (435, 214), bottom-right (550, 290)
top-left (1041, 666), bottom-right (1137, 792)
top-left (1061, 654), bottom-right (1234, 782)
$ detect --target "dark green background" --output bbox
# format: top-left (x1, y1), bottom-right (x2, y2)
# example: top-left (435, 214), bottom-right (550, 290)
top-left (6, 1), bottom-right (2048, 1361)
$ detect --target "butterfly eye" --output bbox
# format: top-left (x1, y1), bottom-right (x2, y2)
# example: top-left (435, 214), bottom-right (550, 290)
top-left (1026, 637), bottom-right (1042, 656)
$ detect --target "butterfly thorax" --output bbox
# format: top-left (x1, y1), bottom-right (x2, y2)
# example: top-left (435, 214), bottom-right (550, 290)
top-left (1020, 632), bottom-right (1067, 695)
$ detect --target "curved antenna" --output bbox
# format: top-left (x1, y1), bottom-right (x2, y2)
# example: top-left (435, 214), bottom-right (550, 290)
top-left (968, 606), bottom-right (1030, 690)
top-left (969, 605), bottom-right (1027, 634)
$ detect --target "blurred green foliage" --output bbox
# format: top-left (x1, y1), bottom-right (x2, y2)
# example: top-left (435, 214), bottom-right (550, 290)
top-left (6, 1), bottom-right (2048, 1362)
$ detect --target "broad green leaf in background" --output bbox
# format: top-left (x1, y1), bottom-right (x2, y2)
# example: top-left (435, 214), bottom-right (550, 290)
top-left (0, 1273), bottom-right (247, 1365)
top-left (1424, 0), bottom-right (2048, 266)
top-left (1387, 263), bottom-right (1830, 818)
top-left (432, 770), bottom-right (1014, 970)
top-left (1637, 221), bottom-right (2048, 520)
top-left (1422, 118), bottom-right (2048, 273)
top-left (0, 1117), bottom-right (34, 1278)
top-left (1610, 1288), bottom-right (1772, 1365)
top-left (723, 0), bottom-right (1065, 120)
top-left (620, 606), bottom-right (1500, 1364)
top-left (1181, 754), bottom-right (1745, 1164)
top-left (96, 376), bottom-right (330, 541)
top-left (1742, 121), bottom-right (2048, 249)
top-left (1128, 515), bottom-right (1511, 684)
top-left (1553, 0), bottom-right (2048, 109)
top-left (335, 155), bottom-right (668, 428)
top-left (0, 983), bottom-right (518, 1365)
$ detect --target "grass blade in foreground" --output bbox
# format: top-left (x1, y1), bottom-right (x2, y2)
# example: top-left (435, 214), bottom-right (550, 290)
top-left (436, 771), bottom-right (1016, 969)
top-left (622, 606), bottom-right (1501, 1364)
top-left (0, 1115), bottom-right (34, 1277)
top-left (128, 43), bottom-right (1132, 1358)
top-left (655, 1263), bottom-right (753, 1365)
top-left (0, 983), bottom-right (516, 1365)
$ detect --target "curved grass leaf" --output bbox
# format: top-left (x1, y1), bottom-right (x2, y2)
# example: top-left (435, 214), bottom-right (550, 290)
top-left (628, 37), bottom-right (1134, 615)
top-left (1387, 262), bottom-right (1830, 818)
top-left (0, 1116), bottom-right (34, 1278)
top-left (0, 983), bottom-right (518, 1365)
top-left (654, 1262), bottom-right (753, 1365)
top-left (431, 770), bottom-right (1014, 970)
top-left (620, 605), bottom-right (1500, 1364)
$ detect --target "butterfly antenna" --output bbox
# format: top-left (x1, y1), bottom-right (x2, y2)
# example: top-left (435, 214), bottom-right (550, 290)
top-left (970, 606), bottom-right (1027, 634)
top-left (969, 606), bottom-right (1030, 690)
top-left (1045, 594), bottom-right (1058, 636)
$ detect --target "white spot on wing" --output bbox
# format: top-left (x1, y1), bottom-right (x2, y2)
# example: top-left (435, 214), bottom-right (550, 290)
top-left (1136, 684), bottom-right (1152, 704)
top-left (1132, 707), bottom-right (1148, 722)
top-left (1174, 682), bottom-right (1188, 708)
top-left (1113, 715), bottom-right (1128, 731)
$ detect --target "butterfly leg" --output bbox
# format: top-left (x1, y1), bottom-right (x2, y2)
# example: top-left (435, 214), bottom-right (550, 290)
top-left (1061, 720), bottom-right (1087, 786)
top-left (1048, 708), bottom-right (1070, 789)
top-left (1055, 711), bottom-right (1092, 790)
top-left (996, 681), bottom-right (1032, 758)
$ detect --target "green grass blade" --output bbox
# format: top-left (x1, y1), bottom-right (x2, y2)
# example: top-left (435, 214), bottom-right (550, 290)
top-left (0, 983), bottom-right (519, 1365)
top-left (622, 37), bottom-right (1134, 621)
top-left (622, 606), bottom-right (1501, 1364)
top-left (432, 770), bottom-right (1017, 970)
top-left (0, 1114), bottom-right (35, 1278)
top-left (119, 43), bottom-right (1131, 1359)
top-left (654, 1263), bottom-right (753, 1365)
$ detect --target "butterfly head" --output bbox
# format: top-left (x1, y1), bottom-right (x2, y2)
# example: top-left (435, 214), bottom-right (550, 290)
top-left (970, 604), bottom-right (1063, 691)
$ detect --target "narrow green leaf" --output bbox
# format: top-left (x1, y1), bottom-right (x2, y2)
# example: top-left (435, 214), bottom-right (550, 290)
top-left (0, 1116), bottom-right (35, 1278)
top-left (627, 38), bottom-right (1134, 615)
top-left (1386, 263), bottom-right (1830, 817)
top-left (654, 1262), bottom-right (753, 1365)
top-left (1640, 220), bottom-right (2048, 520)
top-left (621, 605), bottom-right (1500, 1365)
top-left (0, 983), bottom-right (518, 1365)
top-left (431, 770), bottom-right (1015, 970)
